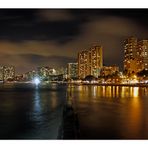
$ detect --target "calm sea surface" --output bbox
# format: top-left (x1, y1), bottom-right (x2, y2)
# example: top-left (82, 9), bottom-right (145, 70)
top-left (0, 83), bottom-right (148, 139)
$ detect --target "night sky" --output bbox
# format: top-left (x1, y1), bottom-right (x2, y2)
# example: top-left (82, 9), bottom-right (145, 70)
top-left (0, 9), bottom-right (148, 74)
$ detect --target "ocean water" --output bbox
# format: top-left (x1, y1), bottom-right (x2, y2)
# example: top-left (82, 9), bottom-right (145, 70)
top-left (0, 83), bottom-right (148, 139)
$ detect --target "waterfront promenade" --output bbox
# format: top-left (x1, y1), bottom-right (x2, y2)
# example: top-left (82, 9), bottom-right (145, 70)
top-left (1, 81), bottom-right (148, 88)
top-left (67, 82), bottom-right (148, 87)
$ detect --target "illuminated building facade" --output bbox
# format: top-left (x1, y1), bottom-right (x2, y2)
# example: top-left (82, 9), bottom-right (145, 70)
top-left (124, 37), bottom-right (138, 74)
top-left (78, 45), bottom-right (103, 79)
top-left (100, 66), bottom-right (119, 76)
top-left (124, 37), bottom-right (148, 74)
top-left (37, 67), bottom-right (56, 80)
top-left (3, 66), bottom-right (15, 81)
top-left (67, 63), bottom-right (78, 79)
top-left (138, 40), bottom-right (148, 70)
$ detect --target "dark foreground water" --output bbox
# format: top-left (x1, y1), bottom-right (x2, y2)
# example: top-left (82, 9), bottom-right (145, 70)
top-left (0, 83), bottom-right (67, 139)
top-left (0, 83), bottom-right (148, 139)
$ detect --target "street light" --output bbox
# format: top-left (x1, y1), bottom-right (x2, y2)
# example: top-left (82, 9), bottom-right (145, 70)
top-left (33, 77), bottom-right (40, 86)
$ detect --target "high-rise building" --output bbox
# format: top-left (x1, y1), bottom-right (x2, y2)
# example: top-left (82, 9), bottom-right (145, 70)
top-left (78, 45), bottom-right (103, 79)
top-left (124, 37), bottom-right (148, 74)
top-left (67, 63), bottom-right (78, 79)
top-left (3, 66), bottom-right (15, 81)
top-left (124, 37), bottom-right (138, 74)
top-left (138, 40), bottom-right (148, 70)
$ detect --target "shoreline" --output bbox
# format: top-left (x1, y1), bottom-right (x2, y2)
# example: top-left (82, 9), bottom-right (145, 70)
top-left (0, 81), bottom-right (148, 87)
top-left (67, 83), bottom-right (148, 87)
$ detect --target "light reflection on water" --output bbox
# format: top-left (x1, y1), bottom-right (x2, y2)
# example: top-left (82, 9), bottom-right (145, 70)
top-left (133, 87), bottom-right (139, 98)
top-left (32, 90), bottom-right (44, 127)
top-left (34, 90), bottom-right (41, 113)
top-left (67, 85), bottom-right (148, 139)
top-left (0, 83), bottom-right (148, 139)
top-left (69, 85), bottom-right (143, 100)
top-left (0, 84), bottom-right (66, 139)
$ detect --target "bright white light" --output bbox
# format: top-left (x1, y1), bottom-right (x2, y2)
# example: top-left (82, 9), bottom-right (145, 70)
top-left (33, 77), bottom-right (40, 85)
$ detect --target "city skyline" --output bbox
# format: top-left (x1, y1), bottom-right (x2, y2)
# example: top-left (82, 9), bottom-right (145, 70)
top-left (0, 9), bottom-right (148, 74)
top-left (0, 36), bottom-right (147, 76)
top-left (1, 8), bottom-right (148, 141)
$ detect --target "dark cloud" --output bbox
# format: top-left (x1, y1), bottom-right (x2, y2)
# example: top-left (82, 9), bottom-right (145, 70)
top-left (0, 9), bottom-right (148, 73)
top-left (0, 9), bottom-right (82, 42)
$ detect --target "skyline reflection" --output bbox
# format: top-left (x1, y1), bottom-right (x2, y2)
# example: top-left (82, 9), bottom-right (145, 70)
top-left (67, 85), bottom-right (146, 101)
top-left (66, 85), bottom-right (148, 139)
top-left (0, 83), bottom-right (148, 139)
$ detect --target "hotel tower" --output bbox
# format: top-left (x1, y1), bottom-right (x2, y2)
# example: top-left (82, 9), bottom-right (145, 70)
top-left (78, 45), bottom-right (103, 79)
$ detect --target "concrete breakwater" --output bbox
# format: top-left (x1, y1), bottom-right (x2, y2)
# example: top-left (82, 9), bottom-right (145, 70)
top-left (58, 104), bottom-right (79, 139)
